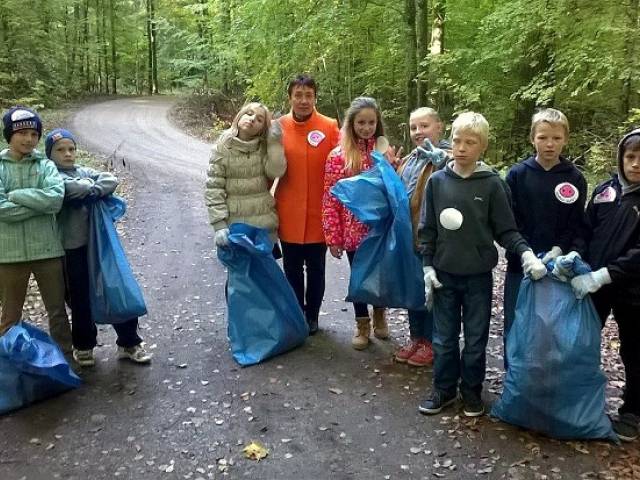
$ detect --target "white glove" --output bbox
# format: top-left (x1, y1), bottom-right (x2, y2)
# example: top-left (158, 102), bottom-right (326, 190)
top-left (423, 266), bottom-right (443, 311)
top-left (541, 246), bottom-right (563, 265)
top-left (570, 267), bottom-right (611, 299)
top-left (551, 250), bottom-right (581, 281)
top-left (521, 250), bottom-right (547, 280)
top-left (268, 120), bottom-right (283, 143)
top-left (215, 228), bottom-right (230, 247)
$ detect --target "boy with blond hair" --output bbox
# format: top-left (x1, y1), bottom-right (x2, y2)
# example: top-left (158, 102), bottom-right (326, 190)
top-left (394, 107), bottom-right (450, 367)
top-left (417, 112), bottom-right (546, 416)
top-left (503, 109), bottom-right (587, 368)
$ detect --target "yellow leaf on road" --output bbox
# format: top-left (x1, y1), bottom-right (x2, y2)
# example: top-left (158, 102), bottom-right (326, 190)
top-left (243, 441), bottom-right (268, 461)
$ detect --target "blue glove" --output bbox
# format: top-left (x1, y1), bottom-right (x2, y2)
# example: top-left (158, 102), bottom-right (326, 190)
top-left (415, 139), bottom-right (447, 168)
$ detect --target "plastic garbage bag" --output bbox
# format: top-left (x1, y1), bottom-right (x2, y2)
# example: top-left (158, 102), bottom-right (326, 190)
top-left (492, 256), bottom-right (616, 441)
top-left (330, 151), bottom-right (425, 309)
top-left (217, 223), bottom-right (308, 366)
top-left (0, 322), bottom-right (81, 415)
top-left (88, 195), bottom-right (148, 324)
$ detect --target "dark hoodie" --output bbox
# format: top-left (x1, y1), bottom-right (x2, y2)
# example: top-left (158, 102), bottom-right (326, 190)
top-left (418, 161), bottom-right (530, 275)
top-left (504, 155), bottom-right (588, 274)
top-left (583, 130), bottom-right (640, 304)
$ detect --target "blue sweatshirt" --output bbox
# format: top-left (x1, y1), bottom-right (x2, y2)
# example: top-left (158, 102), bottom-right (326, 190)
top-left (505, 155), bottom-right (587, 273)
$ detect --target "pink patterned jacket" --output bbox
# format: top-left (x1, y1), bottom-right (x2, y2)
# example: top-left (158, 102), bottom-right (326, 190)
top-left (322, 138), bottom-right (376, 252)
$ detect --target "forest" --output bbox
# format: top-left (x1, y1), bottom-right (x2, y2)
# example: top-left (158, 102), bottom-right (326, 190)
top-left (1, 0), bottom-right (638, 172)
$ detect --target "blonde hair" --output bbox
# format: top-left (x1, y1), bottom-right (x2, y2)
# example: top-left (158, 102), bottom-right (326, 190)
top-left (218, 102), bottom-right (271, 149)
top-left (530, 108), bottom-right (569, 141)
top-left (451, 111), bottom-right (489, 148)
top-left (410, 107), bottom-right (441, 122)
top-left (341, 97), bottom-right (384, 174)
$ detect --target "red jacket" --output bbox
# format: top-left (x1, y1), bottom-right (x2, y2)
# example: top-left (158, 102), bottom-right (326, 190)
top-left (322, 138), bottom-right (376, 252)
top-left (275, 110), bottom-right (340, 244)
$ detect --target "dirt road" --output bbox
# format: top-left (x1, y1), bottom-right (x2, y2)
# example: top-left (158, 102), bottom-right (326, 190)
top-left (0, 97), bottom-right (616, 480)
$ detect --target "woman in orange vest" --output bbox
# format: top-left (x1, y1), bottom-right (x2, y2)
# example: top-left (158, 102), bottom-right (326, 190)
top-left (274, 75), bottom-right (340, 335)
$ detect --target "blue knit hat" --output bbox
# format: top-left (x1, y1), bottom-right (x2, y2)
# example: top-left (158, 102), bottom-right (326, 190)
top-left (2, 107), bottom-right (43, 142)
top-left (45, 128), bottom-right (76, 159)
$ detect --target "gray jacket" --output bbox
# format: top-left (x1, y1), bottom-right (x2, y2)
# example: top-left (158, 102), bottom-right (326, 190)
top-left (205, 135), bottom-right (286, 239)
top-left (57, 165), bottom-right (118, 249)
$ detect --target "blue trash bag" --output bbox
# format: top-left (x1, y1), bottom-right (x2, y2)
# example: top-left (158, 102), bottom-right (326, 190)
top-left (330, 151), bottom-right (425, 309)
top-left (88, 195), bottom-right (148, 324)
top-left (0, 322), bottom-right (81, 415)
top-left (491, 257), bottom-right (616, 441)
top-left (217, 223), bottom-right (309, 366)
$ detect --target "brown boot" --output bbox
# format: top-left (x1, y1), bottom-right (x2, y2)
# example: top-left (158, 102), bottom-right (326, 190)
top-left (352, 317), bottom-right (371, 350)
top-left (372, 308), bottom-right (389, 339)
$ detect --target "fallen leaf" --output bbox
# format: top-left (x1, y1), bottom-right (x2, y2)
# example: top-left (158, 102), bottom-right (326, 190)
top-left (243, 441), bottom-right (268, 461)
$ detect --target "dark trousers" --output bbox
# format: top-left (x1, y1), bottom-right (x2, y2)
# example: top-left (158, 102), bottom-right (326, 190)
top-left (346, 250), bottom-right (370, 319)
top-left (281, 241), bottom-right (327, 322)
top-left (592, 287), bottom-right (640, 416)
top-left (408, 307), bottom-right (434, 342)
top-left (64, 246), bottom-right (142, 350)
top-left (432, 270), bottom-right (493, 398)
top-left (502, 270), bottom-right (524, 369)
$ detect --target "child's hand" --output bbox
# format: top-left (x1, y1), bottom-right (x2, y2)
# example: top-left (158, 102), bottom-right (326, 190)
top-left (416, 139), bottom-right (447, 167)
top-left (215, 228), bottom-right (230, 247)
top-left (423, 266), bottom-right (442, 311)
top-left (268, 120), bottom-right (283, 143)
top-left (521, 250), bottom-right (547, 280)
top-left (329, 245), bottom-right (344, 259)
top-left (570, 268), bottom-right (611, 299)
top-left (387, 145), bottom-right (404, 168)
top-left (541, 246), bottom-right (563, 264)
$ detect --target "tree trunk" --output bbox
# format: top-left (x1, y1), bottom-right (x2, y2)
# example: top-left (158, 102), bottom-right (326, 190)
top-left (146, 0), bottom-right (153, 94)
top-left (109, 0), bottom-right (117, 94)
top-left (623, 0), bottom-right (639, 116)
top-left (83, 0), bottom-right (90, 91)
top-left (430, 0), bottom-right (444, 56)
top-left (405, 0), bottom-right (418, 116)
top-left (149, 0), bottom-right (159, 94)
top-left (95, 0), bottom-right (103, 93)
top-left (416, 0), bottom-right (430, 106)
top-left (101, 0), bottom-right (110, 94)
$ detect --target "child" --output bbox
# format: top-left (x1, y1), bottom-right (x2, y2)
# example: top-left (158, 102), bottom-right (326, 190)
top-left (503, 108), bottom-right (587, 368)
top-left (46, 128), bottom-right (151, 366)
top-left (322, 96), bottom-right (390, 350)
top-left (394, 107), bottom-right (450, 367)
top-left (417, 112), bottom-right (546, 416)
top-left (557, 129), bottom-right (640, 442)
top-left (0, 107), bottom-right (72, 353)
top-left (206, 102), bottom-right (285, 249)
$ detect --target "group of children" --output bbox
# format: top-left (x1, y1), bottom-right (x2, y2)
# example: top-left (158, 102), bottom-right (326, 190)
top-left (207, 93), bottom-right (639, 443)
top-left (0, 107), bottom-right (151, 368)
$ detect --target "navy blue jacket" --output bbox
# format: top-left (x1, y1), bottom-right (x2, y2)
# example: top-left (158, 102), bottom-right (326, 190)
top-left (505, 155), bottom-right (588, 273)
top-left (583, 176), bottom-right (640, 304)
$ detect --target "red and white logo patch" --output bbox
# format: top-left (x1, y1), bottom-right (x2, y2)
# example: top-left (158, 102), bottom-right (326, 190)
top-left (593, 186), bottom-right (617, 204)
top-left (554, 182), bottom-right (579, 204)
top-left (307, 130), bottom-right (325, 147)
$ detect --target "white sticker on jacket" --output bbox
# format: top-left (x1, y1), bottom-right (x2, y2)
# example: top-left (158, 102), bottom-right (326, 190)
top-left (307, 130), bottom-right (326, 147)
top-left (440, 208), bottom-right (463, 230)
top-left (593, 186), bottom-right (617, 204)
top-left (554, 182), bottom-right (579, 204)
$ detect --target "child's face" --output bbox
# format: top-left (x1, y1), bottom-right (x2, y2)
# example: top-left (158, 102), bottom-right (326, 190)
top-left (622, 147), bottom-right (640, 185)
top-left (8, 129), bottom-right (39, 158)
top-left (353, 108), bottom-right (377, 140)
top-left (409, 114), bottom-right (442, 147)
top-left (237, 107), bottom-right (266, 140)
top-left (50, 138), bottom-right (77, 168)
top-left (452, 131), bottom-right (484, 166)
top-left (532, 122), bottom-right (567, 164)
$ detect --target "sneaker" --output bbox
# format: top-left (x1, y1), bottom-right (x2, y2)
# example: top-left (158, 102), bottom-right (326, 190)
top-left (461, 392), bottom-right (484, 417)
top-left (117, 344), bottom-right (152, 364)
top-left (613, 413), bottom-right (639, 442)
top-left (407, 340), bottom-right (434, 367)
top-left (395, 339), bottom-right (420, 363)
top-left (418, 390), bottom-right (457, 415)
top-left (72, 348), bottom-right (95, 367)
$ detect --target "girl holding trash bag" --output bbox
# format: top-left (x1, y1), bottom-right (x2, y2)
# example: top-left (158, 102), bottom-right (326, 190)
top-left (205, 102), bottom-right (286, 254)
top-left (322, 96), bottom-right (393, 350)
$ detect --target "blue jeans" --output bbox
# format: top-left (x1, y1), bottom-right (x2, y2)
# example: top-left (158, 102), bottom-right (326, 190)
top-left (432, 270), bottom-right (493, 398)
top-left (502, 271), bottom-right (523, 370)
top-left (408, 308), bottom-right (433, 341)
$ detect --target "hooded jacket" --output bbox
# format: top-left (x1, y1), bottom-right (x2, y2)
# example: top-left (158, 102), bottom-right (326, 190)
top-left (583, 130), bottom-right (640, 304)
top-left (0, 148), bottom-right (65, 263)
top-left (206, 134), bottom-right (286, 240)
top-left (418, 161), bottom-right (529, 275)
top-left (505, 155), bottom-right (588, 273)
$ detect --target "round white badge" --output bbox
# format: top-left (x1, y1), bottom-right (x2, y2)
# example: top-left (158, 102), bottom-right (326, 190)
top-left (440, 208), bottom-right (463, 230)
top-left (307, 130), bottom-right (325, 147)
top-left (593, 186), bottom-right (617, 204)
top-left (554, 182), bottom-right (579, 204)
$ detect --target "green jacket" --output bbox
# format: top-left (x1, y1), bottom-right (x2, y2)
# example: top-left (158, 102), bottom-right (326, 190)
top-left (0, 149), bottom-right (65, 263)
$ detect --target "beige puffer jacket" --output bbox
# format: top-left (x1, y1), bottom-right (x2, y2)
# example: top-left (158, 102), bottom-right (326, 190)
top-left (205, 135), bottom-right (286, 239)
